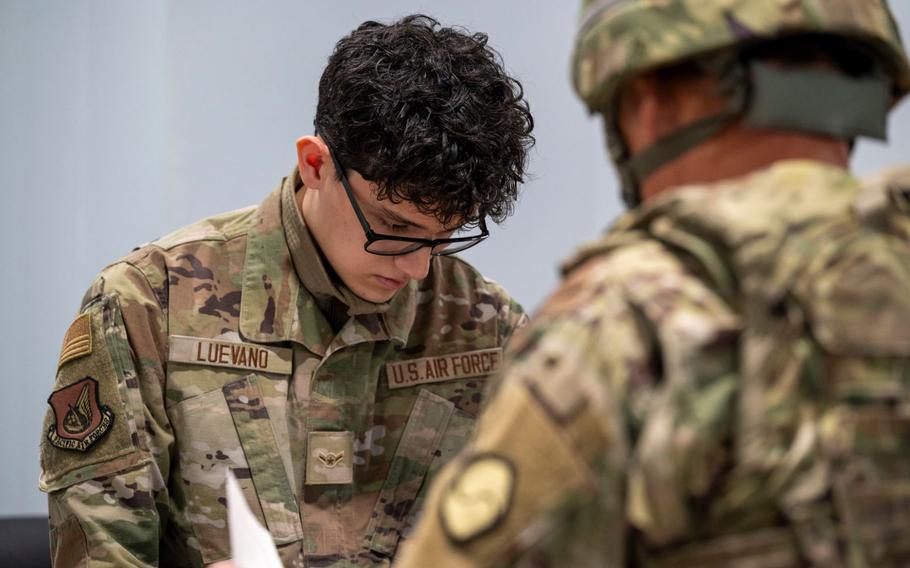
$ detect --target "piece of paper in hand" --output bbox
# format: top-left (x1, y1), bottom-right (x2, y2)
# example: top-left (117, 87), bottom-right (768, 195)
top-left (226, 469), bottom-right (284, 568)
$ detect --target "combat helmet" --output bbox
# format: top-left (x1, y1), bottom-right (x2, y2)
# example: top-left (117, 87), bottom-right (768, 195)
top-left (572, 0), bottom-right (910, 207)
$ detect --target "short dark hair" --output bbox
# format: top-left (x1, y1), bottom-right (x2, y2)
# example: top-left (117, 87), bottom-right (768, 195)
top-left (314, 14), bottom-right (535, 227)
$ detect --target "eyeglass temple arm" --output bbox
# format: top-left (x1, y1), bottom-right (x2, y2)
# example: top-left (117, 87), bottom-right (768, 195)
top-left (329, 149), bottom-right (375, 236)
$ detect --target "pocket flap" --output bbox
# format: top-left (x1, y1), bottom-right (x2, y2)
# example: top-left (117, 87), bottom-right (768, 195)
top-left (223, 375), bottom-right (303, 544)
top-left (366, 389), bottom-right (456, 556)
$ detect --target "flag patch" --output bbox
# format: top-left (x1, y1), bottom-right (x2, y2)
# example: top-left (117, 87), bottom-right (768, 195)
top-left (58, 314), bottom-right (92, 368)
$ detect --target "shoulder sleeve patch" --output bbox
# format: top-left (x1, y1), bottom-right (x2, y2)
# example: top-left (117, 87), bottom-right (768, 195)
top-left (40, 297), bottom-right (146, 492)
top-left (57, 314), bottom-right (92, 369)
top-left (46, 377), bottom-right (114, 452)
top-left (440, 454), bottom-right (515, 545)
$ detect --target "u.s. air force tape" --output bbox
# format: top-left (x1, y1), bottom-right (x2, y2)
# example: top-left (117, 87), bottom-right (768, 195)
top-left (168, 335), bottom-right (292, 375)
top-left (385, 347), bottom-right (503, 390)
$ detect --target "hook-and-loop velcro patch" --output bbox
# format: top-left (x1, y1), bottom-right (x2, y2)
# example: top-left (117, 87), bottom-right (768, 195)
top-left (386, 348), bottom-right (503, 390)
top-left (168, 335), bottom-right (293, 375)
top-left (46, 377), bottom-right (114, 452)
top-left (57, 314), bottom-right (93, 368)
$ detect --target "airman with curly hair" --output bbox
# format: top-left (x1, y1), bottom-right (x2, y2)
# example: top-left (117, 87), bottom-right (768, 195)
top-left (39, 15), bottom-right (534, 568)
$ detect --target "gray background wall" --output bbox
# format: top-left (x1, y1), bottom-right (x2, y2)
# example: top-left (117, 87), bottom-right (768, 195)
top-left (2, 1), bottom-right (908, 516)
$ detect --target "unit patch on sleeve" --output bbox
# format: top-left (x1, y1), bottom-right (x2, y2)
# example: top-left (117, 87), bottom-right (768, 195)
top-left (168, 335), bottom-right (293, 375)
top-left (57, 314), bottom-right (93, 368)
top-left (46, 377), bottom-right (115, 452)
top-left (440, 454), bottom-right (516, 545)
top-left (386, 347), bottom-right (503, 390)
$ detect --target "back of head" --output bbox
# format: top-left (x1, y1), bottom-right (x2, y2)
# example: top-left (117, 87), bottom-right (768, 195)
top-left (571, 0), bottom-right (910, 206)
top-left (315, 15), bottom-right (535, 228)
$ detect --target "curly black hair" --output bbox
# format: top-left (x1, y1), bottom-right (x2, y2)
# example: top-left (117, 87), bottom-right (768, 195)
top-left (314, 14), bottom-right (535, 227)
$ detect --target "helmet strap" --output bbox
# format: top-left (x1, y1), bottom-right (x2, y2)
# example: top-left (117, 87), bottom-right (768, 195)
top-left (609, 69), bottom-right (747, 207)
top-left (745, 62), bottom-right (889, 140)
top-left (624, 102), bottom-right (743, 191)
top-left (611, 59), bottom-right (890, 208)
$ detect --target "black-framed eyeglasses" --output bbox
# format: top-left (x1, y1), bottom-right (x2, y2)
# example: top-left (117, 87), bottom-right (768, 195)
top-left (328, 148), bottom-right (489, 257)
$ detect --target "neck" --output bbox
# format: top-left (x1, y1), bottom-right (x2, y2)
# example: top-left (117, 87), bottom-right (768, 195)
top-left (640, 123), bottom-right (850, 201)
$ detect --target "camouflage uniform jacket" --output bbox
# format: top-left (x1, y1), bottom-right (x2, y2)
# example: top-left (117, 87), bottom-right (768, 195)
top-left (396, 160), bottom-right (910, 568)
top-left (39, 169), bottom-right (527, 567)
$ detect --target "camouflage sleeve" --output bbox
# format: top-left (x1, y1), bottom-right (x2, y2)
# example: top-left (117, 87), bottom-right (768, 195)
top-left (395, 260), bottom-right (646, 568)
top-left (396, 243), bottom-right (741, 567)
top-left (40, 258), bottom-right (174, 567)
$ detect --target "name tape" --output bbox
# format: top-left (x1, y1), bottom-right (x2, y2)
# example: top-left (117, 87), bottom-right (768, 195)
top-left (386, 348), bottom-right (503, 390)
top-left (168, 335), bottom-right (292, 375)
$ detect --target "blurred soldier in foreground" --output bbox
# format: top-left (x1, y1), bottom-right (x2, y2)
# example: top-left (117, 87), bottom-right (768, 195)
top-left (39, 15), bottom-right (533, 567)
top-left (397, 1), bottom-right (910, 566)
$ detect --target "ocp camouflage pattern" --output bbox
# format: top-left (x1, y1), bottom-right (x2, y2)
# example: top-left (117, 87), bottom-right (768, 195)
top-left (40, 169), bottom-right (527, 567)
top-left (572, 0), bottom-right (910, 111)
top-left (395, 160), bottom-right (910, 567)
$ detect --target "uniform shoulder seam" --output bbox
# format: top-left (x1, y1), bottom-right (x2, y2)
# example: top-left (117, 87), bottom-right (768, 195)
top-left (143, 205), bottom-right (257, 251)
top-left (103, 254), bottom-right (169, 316)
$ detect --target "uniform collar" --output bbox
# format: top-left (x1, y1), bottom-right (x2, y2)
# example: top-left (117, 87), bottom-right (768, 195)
top-left (239, 168), bottom-right (419, 354)
top-left (281, 170), bottom-right (393, 316)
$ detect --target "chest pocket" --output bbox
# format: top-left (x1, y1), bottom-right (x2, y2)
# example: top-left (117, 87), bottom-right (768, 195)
top-left (364, 388), bottom-right (477, 557)
top-left (168, 372), bottom-right (302, 563)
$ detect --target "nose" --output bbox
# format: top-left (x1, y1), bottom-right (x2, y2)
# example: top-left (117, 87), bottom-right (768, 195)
top-left (394, 247), bottom-right (432, 281)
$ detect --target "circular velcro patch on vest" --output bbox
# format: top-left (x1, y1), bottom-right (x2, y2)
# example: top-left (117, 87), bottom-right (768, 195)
top-left (46, 377), bottom-right (114, 452)
top-left (440, 454), bottom-right (515, 545)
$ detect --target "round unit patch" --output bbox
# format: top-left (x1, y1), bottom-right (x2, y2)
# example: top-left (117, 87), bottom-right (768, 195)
top-left (440, 454), bottom-right (515, 545)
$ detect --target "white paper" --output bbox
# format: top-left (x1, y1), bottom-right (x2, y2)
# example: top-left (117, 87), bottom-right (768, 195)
top-left (226, 469), bottom-right (284, 568)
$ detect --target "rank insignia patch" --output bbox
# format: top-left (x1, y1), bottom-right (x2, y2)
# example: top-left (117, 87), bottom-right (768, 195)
top-left (46, 377), bottom-right (114, 452)
top-left (306, 431), bottom-right (354, 485)
top-left (440, 454), bottom-right (515, 545)
top-left (316, 450), bottom-right (345, 469)
top-left (58, 314), bottom-right (92, 368)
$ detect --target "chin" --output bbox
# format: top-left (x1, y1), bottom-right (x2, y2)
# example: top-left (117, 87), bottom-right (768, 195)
top-left (352, 285), bottom-right (397, 304)
top-left (372, 290), bottom-right (398, 303)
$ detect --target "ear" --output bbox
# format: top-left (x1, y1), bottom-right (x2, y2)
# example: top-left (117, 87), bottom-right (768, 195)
top-left (618, 75), bottom-right (664, 154)
top-left (296, 135), bottom-right (331, 189)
